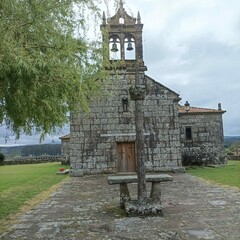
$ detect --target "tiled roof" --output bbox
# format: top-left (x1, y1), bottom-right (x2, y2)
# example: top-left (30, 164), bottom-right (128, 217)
top-left (59, 134), bottom-right (70, 139)
top-left (179, 106), bottom-right (226, 114)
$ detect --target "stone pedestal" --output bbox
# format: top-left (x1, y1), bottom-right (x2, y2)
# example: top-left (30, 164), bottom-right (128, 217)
top-left (69, 169), bottom-right (83, 177)
top-left (120, 183), bottom-right (131, 209)
top-left (150, 182), bottom-right (161, 203)
top-left (124, 200), bottom-right (164, 217)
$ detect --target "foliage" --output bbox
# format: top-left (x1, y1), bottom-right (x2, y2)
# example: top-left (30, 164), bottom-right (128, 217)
top-left (21, 144), bottom-right (61, 156)
top-left (0, 152), bottom-right (5, 165)
top-left (224, 136), bottom-right (240, 146)
top-left (0, 144), bottom-right (61, 157)
top-left (225, 142), bottom-right (240, 155)
top-left (0, 162), bottom-right (68, 224)
top-left (0, 0), bottom-right (109, 139)
top-left (186, 161), bottom-right (240, 188)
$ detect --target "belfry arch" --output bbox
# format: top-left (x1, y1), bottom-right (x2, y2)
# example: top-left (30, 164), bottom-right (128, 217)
top-left (109, 35), bottom-right (121, 60)
top-left (108, 34), bottom-right (136, 61)
top-left (124, 34), bottom-right (136, 60)
top-left (101, 1), bottom-right (146, 69)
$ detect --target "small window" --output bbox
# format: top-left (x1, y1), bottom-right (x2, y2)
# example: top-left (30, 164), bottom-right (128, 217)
top-left (122, 97), bottom-right (128, 112)
top-left (119, 17), bottom-right (124, 24)
top-left (185, 127), bottom-right (192, 140)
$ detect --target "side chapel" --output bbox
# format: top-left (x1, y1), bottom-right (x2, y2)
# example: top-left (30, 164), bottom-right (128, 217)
top-left (61, 1), bottom-right (226, 176)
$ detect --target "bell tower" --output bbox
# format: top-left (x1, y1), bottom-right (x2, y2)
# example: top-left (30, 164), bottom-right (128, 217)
top-left (101, 0), bottom-right (147, 71)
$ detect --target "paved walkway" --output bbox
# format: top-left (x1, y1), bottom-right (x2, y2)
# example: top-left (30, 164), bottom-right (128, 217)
top-left (1, 173), bottom-right (240, 240)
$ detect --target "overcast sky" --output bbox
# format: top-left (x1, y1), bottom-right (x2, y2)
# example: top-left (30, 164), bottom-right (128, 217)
top-left (120, 0), bottom-right (240, 136)
top-left (0, 0), bottom-right (239, 146)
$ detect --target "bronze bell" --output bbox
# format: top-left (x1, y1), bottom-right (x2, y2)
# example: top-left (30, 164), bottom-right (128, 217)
top-left (111, 42), bottom-right (118, 52)
top-left (126, 42), bottom-right (133, 51)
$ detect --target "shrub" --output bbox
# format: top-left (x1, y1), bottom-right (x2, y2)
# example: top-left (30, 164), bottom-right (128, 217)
top-left (0, 153), bottom-right (5, 165)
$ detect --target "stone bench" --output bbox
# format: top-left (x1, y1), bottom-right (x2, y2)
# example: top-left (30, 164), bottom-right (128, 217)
top-left (108, 173), bottom-right (173, 208)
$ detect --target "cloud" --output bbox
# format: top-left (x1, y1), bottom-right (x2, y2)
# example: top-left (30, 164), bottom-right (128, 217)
top-left (127, 0), bottom-right (240, 135)
top-left (129, 0), bottom-right (240, 44)
top-left (150, 37), bottom-right (240, 136)
top-left (1, 0), bottom-right (239, 145)
top-left (0, 124), bottom-right (69, 146)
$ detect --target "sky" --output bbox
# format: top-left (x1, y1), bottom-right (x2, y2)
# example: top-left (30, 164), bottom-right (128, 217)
top-left (0, 0), bottom-right (239, 146)
top-left (118, 0), bottom-right (240, 135)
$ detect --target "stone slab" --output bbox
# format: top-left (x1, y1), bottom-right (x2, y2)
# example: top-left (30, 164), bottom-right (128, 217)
top-left (69, 169), bottom-right (83, 177)
top-left (108, 173), bottom-right (173, 184)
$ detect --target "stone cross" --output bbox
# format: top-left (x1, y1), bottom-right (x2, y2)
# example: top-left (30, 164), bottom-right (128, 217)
top-left (129, 62), bottom-right (147, 205)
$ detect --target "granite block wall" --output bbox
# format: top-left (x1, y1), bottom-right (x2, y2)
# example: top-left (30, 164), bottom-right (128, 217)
top-left (69, 71), bottom-right (183, 175)
top-left (61, 138), bottom-right (70, 164)
top-left (179, 113), bottom-right (226, 165)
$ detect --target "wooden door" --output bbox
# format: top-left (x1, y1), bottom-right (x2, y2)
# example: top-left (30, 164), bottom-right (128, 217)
top-left (117, 142), bottom-right (136, 173)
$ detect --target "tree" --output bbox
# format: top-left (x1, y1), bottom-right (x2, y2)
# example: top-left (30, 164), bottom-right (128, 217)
top-left (227, 142), bottom-right (240, 156)
top-left (0, 0), bottom-right (109, 140)
top-left (0, 152), bottom-right (5, 165)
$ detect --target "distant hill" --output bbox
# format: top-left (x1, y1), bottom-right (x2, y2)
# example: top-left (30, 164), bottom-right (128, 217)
top-left (0, 137), bottom-right (239, 157)
top-left (224, 136), bottom-right (240, 146)
top-left (0, 144), bottom-right (61, 158)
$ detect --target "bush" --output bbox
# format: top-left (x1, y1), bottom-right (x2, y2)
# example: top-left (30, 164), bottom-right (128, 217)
top-left (0, 153), bottom-right (5, 165)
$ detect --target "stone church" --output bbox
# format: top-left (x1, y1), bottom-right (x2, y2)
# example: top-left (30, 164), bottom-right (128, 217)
top-left (60, 2), bottom-right (226, 176)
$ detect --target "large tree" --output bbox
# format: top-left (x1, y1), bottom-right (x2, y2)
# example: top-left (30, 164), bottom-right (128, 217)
top-left (0, 0), bottom-right (109, 139)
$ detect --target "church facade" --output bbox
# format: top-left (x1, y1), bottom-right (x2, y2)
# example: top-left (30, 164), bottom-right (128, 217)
top-left (61, 2), bottom-right (226, 176)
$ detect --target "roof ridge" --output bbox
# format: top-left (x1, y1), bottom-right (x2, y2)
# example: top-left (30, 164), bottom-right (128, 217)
top-left (179, 105), bottom-right (226, 114)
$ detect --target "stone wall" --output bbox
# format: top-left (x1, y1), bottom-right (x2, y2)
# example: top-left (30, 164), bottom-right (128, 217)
top-left (144, 76), bottom-right (182, 171)
top-left (179, 112), bottom-right (226, 165)
top-left (70, 71), bottom-right (183, 175)
top-left (61, 138), bottom-right (70, 164)
top-left (4, 155), bottom-right (63, 165)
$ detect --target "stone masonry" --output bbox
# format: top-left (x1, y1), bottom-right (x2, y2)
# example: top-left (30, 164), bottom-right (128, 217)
top-left (59, 134), bottom-right (70, 164)
top-left (62, 2), bottom-right (226, 176)
top-left (70, 72), bottom-right (183, 175)
top-left (179, 107), bottom-right (226, 165)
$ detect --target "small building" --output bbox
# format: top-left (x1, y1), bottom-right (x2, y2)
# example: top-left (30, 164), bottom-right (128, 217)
top-left (61, 2), bottom-right (226, 176)
top-left (179, 105), bottom-right (226, 165)
top-left (59, 134), bottom-right (70, 164)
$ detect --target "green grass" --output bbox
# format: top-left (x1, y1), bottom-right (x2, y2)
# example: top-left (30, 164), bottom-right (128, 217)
top-left (0, 162), bottom-right (69, 221)
top-left (186, 160), bottom-right (240, 188)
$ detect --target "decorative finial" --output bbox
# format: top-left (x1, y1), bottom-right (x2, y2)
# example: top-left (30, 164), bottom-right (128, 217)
top-left (120, 0), bottom-right (124, 8)
top-left (218, 103), bottom-right (222, 110)
top-left (137, 11), bottom-right (141, 24)
top-left (184, 101), bottom-right (190, 112)
top-left (102, 11), bottom-right (106, 24)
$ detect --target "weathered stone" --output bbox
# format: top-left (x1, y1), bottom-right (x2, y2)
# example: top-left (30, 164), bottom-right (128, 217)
top-left (2, 174), bottom-right (240, 240)
top-left (107, 174), bottom-right (173, 184)
top-left (179, 111), bottom-right (226, 165)
top-left (60, 2), bottom-right (225, 175)
top-left (69, 169), bottom-right (83, 177)
top-left (124, 200), bottom-right (164, 217)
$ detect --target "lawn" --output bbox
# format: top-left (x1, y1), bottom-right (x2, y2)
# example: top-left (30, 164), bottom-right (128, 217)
top-left (186, 160), bottom-right (240, 188)
top-left (0, 162), bottom-right (69, 222)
